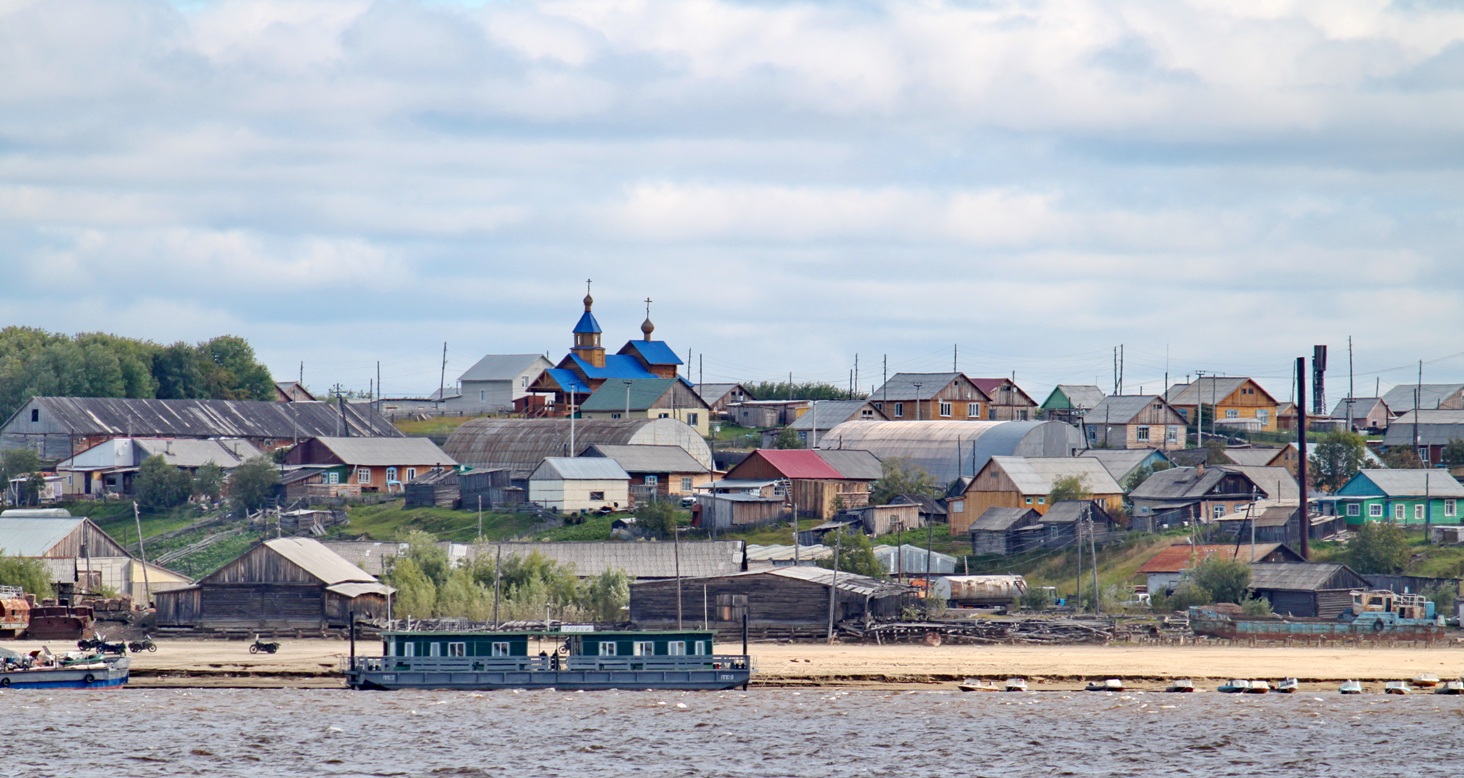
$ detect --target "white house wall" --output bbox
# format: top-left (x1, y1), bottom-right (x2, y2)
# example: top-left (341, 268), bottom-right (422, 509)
top-left (529, 478), bottom-right (629, 512)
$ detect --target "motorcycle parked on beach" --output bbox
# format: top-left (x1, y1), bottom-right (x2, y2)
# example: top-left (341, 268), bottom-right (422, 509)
top-left (249, 635), bottom-right (280, 654)
top-left (128, 634), bottom-right (157, 653)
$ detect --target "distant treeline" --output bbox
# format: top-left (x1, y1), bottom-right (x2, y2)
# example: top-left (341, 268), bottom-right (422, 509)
top-left (743, 381), bottom-right (866, 401)
top-left (0, 327), bottom-right (275, 423)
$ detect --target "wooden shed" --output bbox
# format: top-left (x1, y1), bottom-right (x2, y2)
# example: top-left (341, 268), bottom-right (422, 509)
top-left (404, 467), bottom-right (459, 509)
top-left (969, 507), bottom-right (1042, 556)
top-left (629, 567), bottom-right (917, 629)
top-left (154, 537), bottom-right (391, 631)
top-left (1248, 563), bottom-right (1372, 618)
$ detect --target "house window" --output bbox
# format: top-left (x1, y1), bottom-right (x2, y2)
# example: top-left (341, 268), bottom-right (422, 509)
top-left (893, 402), bottom-right (904, 418)
top-left (386, 467), bottom-right (398, 483)
top-left (658, 413), bottom-right (670, 419)
top-left (590, 490), bottom-right (605, 501)
top-left (1369, 504), bottom-right (1383, 518)
top-left (1167, 426), bottom-right (1179, 443)
top-left (521, 376), bottom-right (529, 389)
top-left (1447, 499), bottom-right (1457, 518)
top-left (968, 403), bottom-right (979, 417)
top-left (1415, 504), bottom-right (1425, 521)
top-left (1136, 426), bottom-right (1150, 442)
top-left (405, 468), bottom-right (416, 480)
top-left (1257, 409), bottom-right (1270, 424)
top-left (448, 642), bottom-right (465, 658)
top-left (939, 402), bottom-right (952, 417)
top-left (611, 413), bottom-right (622, 419)
top-left (1395, 504), bottom-right (1406, 521)
top-left (1036, 497), bottom-right (1045, 505)
top-left (1346, 503), bottom-right (1360, 517)
top-left (599, 642), bottom-right (617, 657)
top-left (688, 413), bottom-right (699, 427)
top-left (873, 402), bottom-right (883, 411)
top-left (1212, 504), bottom-right (1226, 519)
top-left (860, 408), bottom-right (873, 418)
top-left (479, 390), bottom-right (486, 402)
top-left (492, 642), bottom-right (510, 657)
top-left (356, 468), bottom-right (371, 484)
top-left (668, 641), bottom-right (686, 656)
top-left (1086, 426), bottom-right (1097, 441)
top-left (30, 409), bottom-right (38, 422)
top-left (429, 642), bottom-right (441, 657)
top-left (950, 500), bottom-right (964, 513)
top-left (1024, 497), bottom-right (1033, 505)
top-left (1225, 409), bottom-right (1239, 419)
top-left (327, 472), bottom-right (340, 485)
top-left (645, 475), bottom-right (658, 487)
top-left (681, 476), bottom-right (693, 492)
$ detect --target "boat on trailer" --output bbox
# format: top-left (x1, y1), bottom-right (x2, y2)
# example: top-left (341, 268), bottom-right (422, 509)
top-left (0, 646), bottom-right (129, 690)
top-left (344, 627), bottom-right (752, 691)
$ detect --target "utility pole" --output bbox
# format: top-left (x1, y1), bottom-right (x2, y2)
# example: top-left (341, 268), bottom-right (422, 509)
top-left (913, 383), bottom-right (923, 422)
top-left (133, 501), bottom-right (152, 607)
top-left (437, 342), bottom-right (448, 413)
top-left (1088, 506), bottom-right (1100, 616)
top-left (826, 531), bottom-right (842, 643)
top-left (1296, 356), bottom-right (1310, 561)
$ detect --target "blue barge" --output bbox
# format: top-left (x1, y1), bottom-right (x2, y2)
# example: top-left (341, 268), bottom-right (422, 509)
top-left (0, 648), bottom-right (129, 690)
top-left (1190, 590), bottom-right (1444, 643)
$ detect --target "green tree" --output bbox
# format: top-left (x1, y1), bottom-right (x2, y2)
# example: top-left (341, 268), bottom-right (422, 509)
top-left (198, 335), bottom-right (274, 401)
top-left (771, 427), bottom-right (802, 449)
top-left (192, 462), bottom-right (225, 502)
top-left (1048, 474), bottom-right (1090, 504)
top-left (387, 557), bottom-right (437, 618)
top-left (743, 381), bottom-right (861, 401)
top-left (1201, 438), bottom-right (1233, 465)
top-left (637, 498), bottom-right (683, 539)
top-left (1442, 439), bottom-right (1464, 467)
top-left (869, 458), bottom-right (942, 505)
top-left (152, 341), bottom-right (205, 399)
top-left (135, 455), bottom-right (193, 512)
top-left (1345, 521), bottom-right (1411, 574)
top-left (582, 569), bottom-right (631, 622)
top-left (1309, 430), bottom-right (1368, 493)
top-left (1381, 446), bottom-right (1424, 469)
top-left (816, 529), bottom-right (884, 578)
top-left (434, 566), bottom-right (492, 620)
top-left (0, 550), bottom-right (53, 599)
top-left (396, 530), bottom-right (452, 587)
top-left (0, 449), bottom-right (42, 504)
top-left (226, 456), bottom-right (280, 514)
top-left (1122, 461), bottom-right (1172, 493)
top-left (1190, 554), bottom-right (1251, 605)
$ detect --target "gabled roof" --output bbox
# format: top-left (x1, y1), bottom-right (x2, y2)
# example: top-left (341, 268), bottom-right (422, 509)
top-left (1330, 397), bottom-right (1388, 419)
top-left (1165, 377), bottom-right (1276, 406)
top-left (789, 400), bottom-right (885, 430)
top-left (1130, 465), bottom-right (1296, 502)
top-left (1220, 447), bottom-right (1293, 468)
top-left (694, 383), bottom-right (753, 405)
top-left (1137, 543), bottom-right (1293, 574)
top-left (9, 397), bottom-right (401, 439)
top-left (969, 506), bottom-right (1039, 531)
top-left (1085, 395), bottom-right (1180, 425)
top-left (983, 456), bottom-right (1124, 496)
top-left (815, 449), bottom-right (883, 480)
top-left (579, 378), bottom-right (682, 412)
top-left (133, 438), bottom-right (263, 468)
top-left (1039, 500), bottom-right (1109, 524)
top-left (1381, 384), bottom-right (1464, 413)
top-left (259, 538), bottom-right (380, 585)
top-left (1042, 385), bottom-right (1105, 411)
top-left (736, 449), bottom-right (845, 480)
top-left (302, 437), bottom-right (456, 467)
top-left (1382, 410), bottom-right (1464, 447)
top-left (583, 444), bottom-right (706, 474)
top-left (870, 373), bottom-right (977, 402)
top-left (1338, 469), bottom-right (1464, 498)
top-left (0, 516), bottom-right (88, 556)
top-left (459, 354), bottom-right (551, 383)
top-left (567, 354), bottom-right (660, 381)
top-left (530, 457), bottom-right (630, 481)
top-left (969, 378), bottom-right (1036, 406)
top-left (619, 340), bottom-right (682, 366)
top-left (540, 368), bottom-right (592, 394)
top-left (1248, 562), bottom-right (1369, 592)
top-left (1078, 449), bottom-right (1169, 481)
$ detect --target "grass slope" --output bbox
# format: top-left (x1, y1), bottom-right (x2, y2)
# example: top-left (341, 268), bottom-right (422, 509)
top-left (337, 500), bottom-right (544, 543)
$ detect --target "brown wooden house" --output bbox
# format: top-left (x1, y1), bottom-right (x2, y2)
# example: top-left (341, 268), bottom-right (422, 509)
top-left (721, 449), bottom-right (880, 519)
top-left (1083, 395), bottom-right (1188, 451)
top-left (629, 567), bottom-right (917, 630)
top-left (868, 372), bottom-right (990, 422)
top-left (970, 378), bottom-right (1039, 421)
top-left (949, 456), bottom-right (1125, 534)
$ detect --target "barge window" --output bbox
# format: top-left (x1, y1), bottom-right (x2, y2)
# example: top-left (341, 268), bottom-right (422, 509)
top-left (491, 642), bottom-right (510, 657)
top-left (668, 642), bottom-right (686, 656)
top-left (448, 642), bottom-right (465, 658)
top-left (599, 642), bottom-right (617, 656)
top-left (429, 643), bottom-right (441, 657)
top-left (404, 643), bottom-right (415, 657)
top-left (695, 641), bottom-right (707, 655)
top-left (633, 641), bottom-right (654, 656)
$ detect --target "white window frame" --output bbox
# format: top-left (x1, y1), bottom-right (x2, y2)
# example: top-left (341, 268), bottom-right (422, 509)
top-left (694, 641), bottom-right (707, 656)
top-left (1212, 504), bottom-right (1226, 519)
top-left (950, 500), bottom-right (964, 513)
top-left (1395, 504), bottom-right (1406, 521)
top-left (1369, 503), bottom-right (1383, 518)
top-left (1346, 503), bottom-right (1360, 517)
top-left (386, 466), bottom-right (398, 483)
top-left (327, 472), bottom-right (340, 485)
top-left (492, 642), bottom-right (510, 657)
top-left (939, 401), bottom-right (952, 417)
top-left (599, 642), bottom-right (617, 657)
top-left (668, 641), bottom-right (686, 656)
top-left (681, 476), bottom-right (693, 492)
top-left (404, 642), bottom-right (415, 657)
top-left (429, 642), bottom-right (441, 657)
top-left (633, 641), bottom-right (655, 657)
top-left (1136, 426), bottom-right (1150, 442)
top-left (1415, 504), bottom-right (1425, 521)
top-left (1225, 409), bottom-right (1239, 419)
top-left (968, 403), bottom-right (979, 417)
top-left (893, 402), bottom-right (904, 418)
top-left (1166, 426), bottom-right (1179, 443)
top-left (356, 468), bottom-right (371, 484)
top-left (645, 475), bottom-right (658, 487)
top-left (405, 467), bottom-right (416, 481)
top-left (1447, 499), bottom-right (1457, 518)
top-left (448, 642), bottom-right (465, 658)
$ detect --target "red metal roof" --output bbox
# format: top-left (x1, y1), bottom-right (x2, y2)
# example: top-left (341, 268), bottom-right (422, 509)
top-left (743, 449), bottom-right (845, 480)
top-left (1136, 543), bottom-right (1292, 574)
top-left (969, 378), bottom-right (1007, 395)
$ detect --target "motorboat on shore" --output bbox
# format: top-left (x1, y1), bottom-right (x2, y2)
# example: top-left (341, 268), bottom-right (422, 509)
top-left (0, 646), bottom-right (129, 689)
top-left (1385, 681), bottom-right (1412, 695)
top-left (1339, 680), bottom-right (1363, 695)
top-left (1275, 678), bottom-right (1299, 694)
top-left (1411, 673), bottom-right (1440, 688)
top-left (959, 679), bottom-right (1000, 692)
top-left (1217, 679), bottom-right (1251, 694)
top-left (1085, 679), bottom-right (1123, 692)
top-left (1004, 678), bottom-right (1028, 692)
top-left (1434, 680), bottom-right (1464, 695)
top-left (1243, 680), bottom-right (1271, 694)
top-left (1166, 679), bottom-right (1195, 693)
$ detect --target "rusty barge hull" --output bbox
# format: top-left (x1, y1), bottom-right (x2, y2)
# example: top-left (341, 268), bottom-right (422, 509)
top-left (1190, 609), bottom-right (1443, 643)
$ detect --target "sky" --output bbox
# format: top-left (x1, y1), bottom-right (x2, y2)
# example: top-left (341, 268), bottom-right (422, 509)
top-left (4, 0), bottom-right (1464, 406)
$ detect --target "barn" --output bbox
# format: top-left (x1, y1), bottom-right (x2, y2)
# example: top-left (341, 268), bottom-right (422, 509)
top-left (630, 567), bottom-right (917, 630)
top-left (154, 538), bottom-right (392, 631)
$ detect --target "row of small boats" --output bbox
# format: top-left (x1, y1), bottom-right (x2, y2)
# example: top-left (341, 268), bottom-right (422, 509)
top-left (959, 673), bottom-right (1464, 695)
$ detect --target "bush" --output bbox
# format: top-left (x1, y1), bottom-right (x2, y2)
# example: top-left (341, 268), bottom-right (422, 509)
top-left (1346, 521), bottom-right (1410, 575)
top-left (0, 551), bottom-right (53, 599)
top-left (135, 455), bottom-right (193, 512)
top-left (226, 456), bottom-right (280, 514)
top-left (1240, 596), bottom-right (1273, 616)
top-left (1021, 586), bottom-right (1056, 612)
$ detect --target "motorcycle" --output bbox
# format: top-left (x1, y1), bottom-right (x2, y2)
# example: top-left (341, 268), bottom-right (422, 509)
top-left (127, 634), bottom-right (157, 653)
top-left (77, 633), bottom-right (107, 650)
top-left (249, 635), bottom-right (280, 655)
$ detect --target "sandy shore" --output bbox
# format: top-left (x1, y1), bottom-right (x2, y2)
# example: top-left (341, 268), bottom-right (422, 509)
top-left (7, 637), bottom-right (1464, 691)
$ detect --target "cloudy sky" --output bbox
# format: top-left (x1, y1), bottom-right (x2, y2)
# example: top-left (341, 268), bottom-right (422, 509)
top-left (4, 0), bottom-right (1464, 405)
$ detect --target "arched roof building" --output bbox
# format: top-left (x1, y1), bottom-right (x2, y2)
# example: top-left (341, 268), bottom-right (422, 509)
top-left (443, 418), bottom-right (712, 478)
top-left (816, 420), bottom-right (1084, 486)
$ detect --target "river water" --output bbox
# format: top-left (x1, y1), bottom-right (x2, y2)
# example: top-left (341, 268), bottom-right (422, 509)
top-left (6, 688), bottom-right (1464, 777)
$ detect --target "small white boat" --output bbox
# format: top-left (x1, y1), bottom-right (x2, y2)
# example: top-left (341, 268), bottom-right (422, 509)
top-left (1243, 680), bottom-right (1272, 694)
top-left (1339, 680), bottom-right (1363, 695)
top-left (1275, 678), bottom-right (1299, 694)
top-left (1004, 678), bottom-right (1028, 692)
top-left (958, 679), bottom-right (999, 692)
top-left (1166, 679), bottom-right (1196, 693)
top-left (1411, 673), bottom-right (1440, 688)
top-left (1435, 680), bottom-right (1464, 695)
top-left (1085, 678), bottom-right (1123, 692)
top-left (1217, 679), bottom-right (1250, 694)
top-left (1385, 681), bottom-right (1411, 695)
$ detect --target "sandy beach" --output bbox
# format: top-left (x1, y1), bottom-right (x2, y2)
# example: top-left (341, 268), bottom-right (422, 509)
top-left (9, 637), bottom-right (1464, 691)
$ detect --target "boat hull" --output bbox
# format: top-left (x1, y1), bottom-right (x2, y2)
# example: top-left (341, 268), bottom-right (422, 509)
top-left (1189, 607), bottom-right (1443, 643)
top-left (348, 667), bottom-right (750, 691)
top-left (0, 659), bottom-right (128, 690)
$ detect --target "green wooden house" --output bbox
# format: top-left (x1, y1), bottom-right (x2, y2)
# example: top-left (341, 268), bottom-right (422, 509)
top-left (1331, 469), bottom-right (1464, 526)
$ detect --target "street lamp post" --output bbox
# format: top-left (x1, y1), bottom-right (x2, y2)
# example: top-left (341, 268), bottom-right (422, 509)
top-left (623, 380), bottom-right (632, 417)
top-left (912, 382), bottom-right (923, 421)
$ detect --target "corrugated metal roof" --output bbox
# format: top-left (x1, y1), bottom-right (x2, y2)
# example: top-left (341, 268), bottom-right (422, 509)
top-left (541, 368), bottom-right (592, 394)
top-left (444, 418), bottom-right (713, 475)
top-left (579, 378), bottom-right (680, 412)
top-left (584, 444), bottom-right (706, 474)
top-left (986, 456), bottom-right (1124, 496)
top-left (789, 400), bottom-right (884, 431)
top-left (969, 507), bottom-right (1038, 531)
top-left (1330, 397), bottom-right (1388, 420)
top-left (870, 373), bottom-right (971, 402)
top-left (1085, 395), bottom-right (1176, 425)
top-left (818, 420), bottom-right (1083, 486)
top-left (1345, 469), bottom-right (1464, 498)
top-left (15, 397), bottom-right (401, 439)
top-left (1042, 385), bottom-right (1106, 411)
top-left (133, 438), bottom-right (263, 468)
top-left (1166, 377), bottom-right (1274, 406)
top-left (1381, 384), bottom-right (1464, 413)
top-left (744, 544), bottom-right (832, 563)
top-left (1383, 410), bottom-right (1464, 447)
top-left (1039, 500), bottom-right (1101, 524)
top-left (815, 449), bottom-right (883, 480)
top-left (735, 450), bottom-right (844, 480)
top-left (262, 538), bottom-right (380, 584)
top-left (1220, 447), bottom-right (1290, 468)
top-left (1137, 543), bottom-right (1288, 574)
top-left (620, 340), bottom-right (682, 366)
top-left (759, 565), bottom-right (916, 598)
top-left (0, 516), bottom-right (85, 556)
top-left (531, 457), bottom-right (631, 481)
top-left (1130, 465), bottom-right (1295, 502)
top-left (1078, 449), bottom-right (1167, 481)
top-left (309, 437), bottom-right (457, 467)
top-left (458, 354), bottom-right (551, 383)
top-left (568, 354), bottom-right (659, 381)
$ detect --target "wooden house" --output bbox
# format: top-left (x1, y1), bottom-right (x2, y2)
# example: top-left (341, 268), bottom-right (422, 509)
top-left (458, 468), bottom-right (522, 509)
top-left (722, 449), bottom-right (880, 520)
top-left (577, 378), bottom-right (712, 436)
top-left (1128, 464), bottom-right (1299, 531)
top-left (868, 372), bottom-right (989, 422)
top-left (526, 457), bottom-right (630, 513)
top-left (629, 567), bottom-right (917, 630)
top-left (1330, 397), bottom-right (1392, 433)
top-left (1136, 542), bottom-right (1305, 595)
top-left (1382, 410), bottom-right (1464, 466)
top-left (1037, 500), bottom-right (1118, 548)
top-left (1381, 383), bottom-right (1464, 414)
top-left (153, 537), bottom-right (391, 630)
top-left (1165, 377), bottom-right (1280, 433)
top-left (403, 467), bottom-right (459, 509)
top-left (1329, 469), bottom-right (1464, 527)
top-left (852, 502), bottom-right (922, 537)
top-left (1078, 448), bottom-right (1171, 488)
top-left (969, 507), bottom-right (1042, 556)
top-left (731, 400), bottom-right (809, 429)
top-left (283, 437), bottom-right (457, 494)
top-left (969, 378), bottom-right (1039, 421)
top-left (780, 400), bottom-right (887, 447)
top-left (0, 509), bottom-right (190, 604)
top-left (1221, 444), bottom-right (1299, 477)
top-left (1082, 395), bottom-right (1187, 451)
top-left (1040, 384), bottom-right (1105, 425)
top-left (273, 381), bottom-right (317, 403)
top-left (696, 479), bottom-right (789, 531)
top-left (1213, 501), bottom-right (1301, 546)
top-left (949, 456), bottom-right (1124, 534)
top-left (443, 417), bottom-right (712, 480)
top-left (1248, 563), bottom-right (1372, 618)
top-left (693, 383), bottom-right (756, 420)
top-left (582, 443), bottom-right (711, 502)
